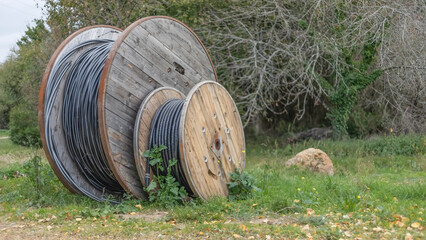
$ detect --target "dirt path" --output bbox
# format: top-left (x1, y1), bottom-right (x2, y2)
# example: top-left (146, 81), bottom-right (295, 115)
top-left (0, 137), bottom-right (9, 140)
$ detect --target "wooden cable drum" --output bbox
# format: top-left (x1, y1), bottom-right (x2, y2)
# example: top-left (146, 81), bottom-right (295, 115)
top-left (133, 87), bottom-right (185, 188)
top-left (134, 81), bottom-right (245, 200)
top-left (98, 16), bottom-right (217, 199)
top-left (38, 26), bottom-right (123, 201)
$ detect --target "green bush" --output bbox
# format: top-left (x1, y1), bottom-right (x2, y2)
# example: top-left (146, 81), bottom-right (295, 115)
top-left (9, 104), bottom-right (41, 147)
top-left (227, 168), bottom-right (260, 200)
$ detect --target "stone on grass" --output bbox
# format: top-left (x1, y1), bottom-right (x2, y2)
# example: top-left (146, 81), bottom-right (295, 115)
top-left (285, 148), bottom-right (334, 175)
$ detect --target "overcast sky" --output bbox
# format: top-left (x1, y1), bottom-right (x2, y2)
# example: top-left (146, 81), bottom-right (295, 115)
top-left (0, 0), bottom-right (44, 63)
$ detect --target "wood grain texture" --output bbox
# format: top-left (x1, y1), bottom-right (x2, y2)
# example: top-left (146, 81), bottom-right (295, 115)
top-left (133, 88), bottom-right (185, 188)
top-left (99, 16), bottom-right (217, 198)
top-left (38, 26), bottom-right (122, 198)
top-left (179, 81), bottom-right (246, 200)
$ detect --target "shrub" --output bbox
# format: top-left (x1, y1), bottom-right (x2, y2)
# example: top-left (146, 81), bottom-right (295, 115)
top-left (9, 104), bottom-right (41, 147)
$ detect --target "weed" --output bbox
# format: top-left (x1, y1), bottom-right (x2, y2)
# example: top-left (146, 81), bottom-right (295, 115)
top-left (227, 168), bottom-right (260, 200)
top-left (143, 145), bottom-right (188, 207)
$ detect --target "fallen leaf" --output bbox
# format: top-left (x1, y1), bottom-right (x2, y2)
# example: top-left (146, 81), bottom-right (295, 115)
top-left (129, 212), bottom-right (137, 215)
top-left (301, 224), bottom-right (310, 232)
top-left (373, 227), bottom-right (383, 232)
top-left (395, 220), bottom-right (405, 227)
top-left (75, 218), bottom-right (82, 222)
top-left (405, 233), bottom-right (413, 240)
top-left (240, 224), bottom-right (249, 231)
top-left (135, 204), bottom-right (143, 210)
top-left (307, 208), bottom-right (315, 216)
top-left (411, 222), bottom-right (420, 229)
top-left (233, 234), bottom-right (241, 239)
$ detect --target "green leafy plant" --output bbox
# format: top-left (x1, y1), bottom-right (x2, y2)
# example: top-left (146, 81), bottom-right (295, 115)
top-left (227, 168), bottom-right (260, 200)
top-left (22, 149), bottom-right (55, 206)
top-left (143, 145), bottom-right (188, 207)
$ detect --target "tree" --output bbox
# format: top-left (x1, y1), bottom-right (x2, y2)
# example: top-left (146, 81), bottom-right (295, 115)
top-left (203, 0), bottom-right (423, 137)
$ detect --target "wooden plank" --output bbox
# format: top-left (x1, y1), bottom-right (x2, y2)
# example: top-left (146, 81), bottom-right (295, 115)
top-left (134, 25), bottom-right (214, 81)
top-left (143, 18), bottom-right (214, 72)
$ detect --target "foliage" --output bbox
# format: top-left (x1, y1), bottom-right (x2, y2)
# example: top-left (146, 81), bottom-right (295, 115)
top-left (0, 0), bottom-right (423, 142)
top-left (9, 104), bottom-right (41, 147)
top-left (227, 168), bottom-right (260, 200)
top-left (0, 19), bottom-right (50, 142)
top-left (143, 145), bottom-right (188, 207)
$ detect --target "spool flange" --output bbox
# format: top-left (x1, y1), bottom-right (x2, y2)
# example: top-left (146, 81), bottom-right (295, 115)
top-left (179, 81), bottom-right (245, 200)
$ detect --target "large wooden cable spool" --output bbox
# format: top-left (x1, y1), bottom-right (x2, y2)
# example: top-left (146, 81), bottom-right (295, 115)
top-left (98, 16), bottom-right (217, 198)
top-left (38, 26), bottom-right (123, 200)
top-left (134, 81), bottom-right (245, 200)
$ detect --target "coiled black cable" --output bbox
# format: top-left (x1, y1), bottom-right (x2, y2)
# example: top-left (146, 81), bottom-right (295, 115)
top-left (62, 40), bottom-right (124, 194)
top-left (148, 99), bottom-right (194, 196)
top-left (44, 39), bottom-right (124, 202)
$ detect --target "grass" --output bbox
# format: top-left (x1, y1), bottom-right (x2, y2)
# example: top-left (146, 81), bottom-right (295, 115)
top-left (0, 133), bottom-right (424, 239)
top-left (0, 136), bottom-right (43, 169)
top-left (0, 129), bottom-right (9, 138)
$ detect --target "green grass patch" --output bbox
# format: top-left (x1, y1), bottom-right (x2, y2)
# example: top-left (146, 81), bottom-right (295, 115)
top-left (0, 134), bottom-right (424, 239)
top-left (0, 129), bottom-right (9, 138)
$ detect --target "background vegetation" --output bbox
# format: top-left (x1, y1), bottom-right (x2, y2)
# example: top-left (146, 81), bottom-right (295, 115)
top-left (0, 0), bottom-right (424, 146)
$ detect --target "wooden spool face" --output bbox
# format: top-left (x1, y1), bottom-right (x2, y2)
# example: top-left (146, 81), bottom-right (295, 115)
top-left (38, 26), bottom-right (122, 198)
top-left (99, 16), bottom-right (217, 198)
top-left (179, 81), bottom-right (246, 200)
top-left (133, 87), bottom-right (185, 187)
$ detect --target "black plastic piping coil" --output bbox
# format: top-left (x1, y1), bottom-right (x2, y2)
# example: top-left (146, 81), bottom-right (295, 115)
top-left (147, 99), bottom-right (194, 196)
top-left (44, 39), bottom-right (123, 202)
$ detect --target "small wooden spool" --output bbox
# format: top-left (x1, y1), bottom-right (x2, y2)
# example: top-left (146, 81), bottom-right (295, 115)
top-left (133, 87), bottom-right (185, 186)
top-left (38, 26), bottom-right (123, 199)
top-left (134, 81), bottom-right (245, 200)
top-left (99, 16), bottom-right (217, 198)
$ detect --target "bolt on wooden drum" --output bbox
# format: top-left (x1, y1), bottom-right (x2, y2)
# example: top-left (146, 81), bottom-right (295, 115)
top-left (179, 81), bottom-right (245, 199)
top-left (99, 16), bottom-right (218, 198)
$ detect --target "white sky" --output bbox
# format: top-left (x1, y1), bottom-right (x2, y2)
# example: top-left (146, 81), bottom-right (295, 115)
top-left (0, 0), bottom-right (44, 63)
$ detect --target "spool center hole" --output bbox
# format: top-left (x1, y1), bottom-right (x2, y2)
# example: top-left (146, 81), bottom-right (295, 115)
top-left (215, 139), bottom-right (221, 150)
